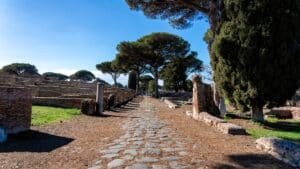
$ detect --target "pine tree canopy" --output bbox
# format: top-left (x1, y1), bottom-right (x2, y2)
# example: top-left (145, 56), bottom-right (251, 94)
top-left (42, 72), bottom-right (69, 80)
top-left (0, 63), bottom-right (40, 76)
top-left (125, 0), bottom-right (210, 29)
top-left (70, 70), bottom-right (96, 82)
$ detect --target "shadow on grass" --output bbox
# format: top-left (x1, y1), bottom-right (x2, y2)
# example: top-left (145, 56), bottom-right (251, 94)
top-left (227, 112), bottom-right (300, 132)
top-left (263, 120), bottom-right (300, 132)
top-left (0, 130), bottom-right (73, 153)
top-left (226, 113), bottom-right (251, 120)
top-left (212, 153), bottom-right (295, 169)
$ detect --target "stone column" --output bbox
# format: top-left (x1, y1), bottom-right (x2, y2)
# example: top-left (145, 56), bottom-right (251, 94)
top-left (96, 83), bottom-right (104, 115)
top-left (213, 83), bottom-right (227, 117)
top-left (192, 75), bottom-right (205, 120)
top-left (219, 97), bottom-right (227, 117)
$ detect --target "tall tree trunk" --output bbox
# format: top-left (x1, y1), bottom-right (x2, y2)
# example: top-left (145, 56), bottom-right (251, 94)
top-left (252, 105), bottom-right (264, 122)
top-left (135, 71), bottom-right (140, 95)
top-left (113, 74), bottom-right (117, 87)
top-left (154, 71), bottom-right (159, 98)
top-left (175, 82), bottom-right (179, 93)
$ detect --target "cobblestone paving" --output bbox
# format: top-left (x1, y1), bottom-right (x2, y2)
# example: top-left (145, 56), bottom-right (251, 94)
top-left (88, 97), bottom-right (204, 169)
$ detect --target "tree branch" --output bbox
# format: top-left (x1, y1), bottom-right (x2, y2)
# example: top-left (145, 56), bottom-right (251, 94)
top-left (178, 0), bottom-right (210, 14)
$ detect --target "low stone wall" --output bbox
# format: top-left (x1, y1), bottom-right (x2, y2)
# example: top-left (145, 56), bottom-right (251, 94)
top-left (0, 75), bottom-right (136, 113)
top-left (256, 137), bottom-right (300, 167)
top-left (191, 75), bottom-right (245, 135)
top-left (33, 97), bottom-right (83, 109)
top-left (161, 98), bottom-right (179, 109)
top-left (32, 88), bottom-right (136, 110)
top-left (0, 87), bottom-right (32, 134)
top-left (268, 107), bottom-right (300, 120)
top-left (190, 112), bottom-right (246, 135)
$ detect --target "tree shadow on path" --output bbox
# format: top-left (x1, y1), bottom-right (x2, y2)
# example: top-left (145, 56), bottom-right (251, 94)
top-left (0, 130), bottom-right (74, 153)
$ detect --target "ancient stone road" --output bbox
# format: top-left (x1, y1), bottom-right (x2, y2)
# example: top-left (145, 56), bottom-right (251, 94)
top-left (88, 97), bottom-right (204, 169)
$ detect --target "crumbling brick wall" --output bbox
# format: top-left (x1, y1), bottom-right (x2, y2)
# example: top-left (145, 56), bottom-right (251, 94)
top-left (192, 75), bottom-right (219, 117)
top-left (0, 87), bottom-right (32, 134)
top-left (0, 75), bottom-right (136, 110)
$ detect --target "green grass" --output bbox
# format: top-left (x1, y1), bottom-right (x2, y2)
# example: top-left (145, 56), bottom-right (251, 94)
top-left (223, 115), bottom-right (232, 121)
top-left (247, 117), bottom-right (300, 143)
top-left (32, 106), bottom-right (81, 126)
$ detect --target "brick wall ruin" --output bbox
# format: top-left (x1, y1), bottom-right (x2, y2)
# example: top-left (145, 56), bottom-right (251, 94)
top-left (0, 75), bottom-right (136, 110)
top-left (0, 87), bottom-right (32, 134)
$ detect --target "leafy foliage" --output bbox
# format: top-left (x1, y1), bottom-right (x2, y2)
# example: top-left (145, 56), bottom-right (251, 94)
top-left (95, 78), bottom-right (110, 85)
top-left (140, 75), bottom-right (154, 93)
top-left (138, 32), bottom-right (201, 97)
top-left (211, 0), bottom-right (300, 121)
top-left (96, 61), bottom-right (125, 86)
top-left (0, 63), bottom-right (39, 76)
top-left (42, 72), bottom-right (68, 81)
top-left (70, 70), bottom-right (96, 82)
top-left (125, 0), bottom-right (209, 29)
top-left (147, 80), bottom-right (155, 95)
top-left (160, 53), bottom-right (203, 92)
top-left (186, 79), bottom-right (193, 92)
top-left (115, 41), bottom-right (148, 93)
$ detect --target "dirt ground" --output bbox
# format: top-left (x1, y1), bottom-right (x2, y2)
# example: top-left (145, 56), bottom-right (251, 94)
top-left (0, 96), bottom-right (295, 169)
top-left (0, 97), bottom-right (142, 169)
top-left (148, 98), bottom-right (294, 169)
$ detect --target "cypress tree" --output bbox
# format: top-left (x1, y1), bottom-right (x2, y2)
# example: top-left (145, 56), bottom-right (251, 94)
top-left (211, 0), bottom-right (300, 122)
top-left (128, 71), bottom-right (137, 90)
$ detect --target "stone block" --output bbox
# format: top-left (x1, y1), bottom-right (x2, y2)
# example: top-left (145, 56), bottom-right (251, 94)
top-left (185, 111), bottom-right (192, 117)
top-left (217, 122), bottom-right (246, 135)
top-left (269, 107), bottom-right (300, 119)
top-left (291, 107), bottom-right (300, 119)
top-left (81, 99), bottom-right (96, 115)
top-left (164, 99), bottom-right (179, 109)
top-left (199, 112), bottom-right (226, 127)
top-left (256, 137), bottom-right (300, 167)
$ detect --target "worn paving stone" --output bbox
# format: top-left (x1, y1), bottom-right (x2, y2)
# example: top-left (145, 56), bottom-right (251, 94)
top-left (101, 149), bottom-right (121, 154)
top-left (95, 160), bottom-right (102, 165)
top-left (91, 99), bottom-right (195, 169)
top-left (178, 151), bottom-right (188, 156)
top-left (124, 149), bottom-right (138, 156)
top-left (135, 157), bottom-right (159, 163)
top-left (88, 166), bottom-right (101, 169)
top-left (133, 141), bottom-right (144, 145)
top-left (162, 156), bottom-right (181, 161)
top-left (107, 159), bottom-right (126, 169)
top-left (145, 142), bottom-right (156, 148)
top-left (141, 148), bottom-right (161, 156)
top-left (101, 154), bottom-right (119, 159)
top-left (125, 163), bottom-right (149, 169)
top-left (162, 148), bottom-right (175, 152)
top-left (191, 159), bottom-right (203, 165)
top-left (122, 155), bottom-right (135, 160)
top-left (109, 144), bottom-right (126, 149)
top-left (169, 161), bottom-right (188, 169)
top-left (152, 165), bottom-right (168, 169)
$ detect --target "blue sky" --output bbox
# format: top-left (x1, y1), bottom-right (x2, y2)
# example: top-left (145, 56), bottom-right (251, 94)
top-left (0, 0), bottom-right (210, 85)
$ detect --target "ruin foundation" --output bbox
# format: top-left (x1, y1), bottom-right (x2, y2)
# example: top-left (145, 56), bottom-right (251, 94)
top-left (0, 87), bottom-right (32, 134)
